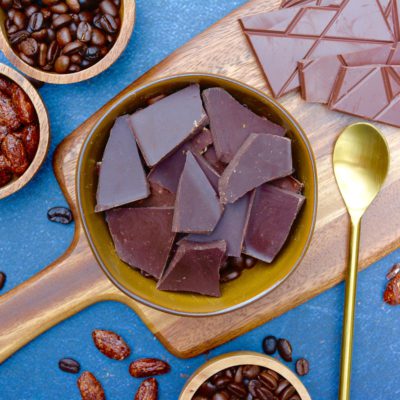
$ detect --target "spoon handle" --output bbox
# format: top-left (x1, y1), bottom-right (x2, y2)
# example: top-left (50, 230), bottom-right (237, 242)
top-left (339, 218), bottom-right (361, 400)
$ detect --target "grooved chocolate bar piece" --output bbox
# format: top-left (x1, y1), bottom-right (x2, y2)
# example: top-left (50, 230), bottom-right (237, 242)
top-left (157, 240), bottom-right (227, 297)
top-left (106, 207), bottom-right (176, 279)
top-left (129, 84), bottom-right (209, 167)
top-left (202, 88), bottom-right (285, 163)
top-left (329, 64), bottom-right (400, 128)
top-left (148, 128), bottom-right (213, 193)
top-left (240, 0), bottom-right (395, 98)
top-left (172, 152), bottom-right (223, 233)
top-left (185, 191), bottom-right (254, 257)
top-left (299, 43), bottom-right (400, 103)
top-left (244, 184), bottom-right (305, 263)
top-left (96, 116), bottom-right (149, 212)
top-left (219, 134), bottom-right (292, 204)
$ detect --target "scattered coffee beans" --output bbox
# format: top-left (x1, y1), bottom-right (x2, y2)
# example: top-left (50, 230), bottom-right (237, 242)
top-left (193, 365), bottom-right (300, 400)
top-left (47, 206), bottom-right (73, 224)
top-left (295, 358), bottom-right (309, 377)
top-left (0, 75), bottom-right (39, 187)
top-left (77, 371), bottom-right (105, 400)
top-left (59, 357), bottom-right (81, 374)
top-left (1, 0), bottom-right (121, 74)
top-left (92, 329), bottom-right (131, 360)
top-left (277, 338), bottom-right (293, 362)
top-left (135, 378), bottom-right (158, 400)
top-left (262, 335), bottom-right (278, 355)
top-left (129, 358), bottom-right (171, 378)
top-left (220, 255), bottom-right (257, 284)
top-left (0, 271), bottom-right (6, 290)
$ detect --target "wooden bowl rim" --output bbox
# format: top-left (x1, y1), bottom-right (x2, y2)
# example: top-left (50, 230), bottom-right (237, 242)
top-left (0, 63), bottom-right (50, 200)
top-left (76, 72), bottom-right (319, 317)
top-left (0, 0), bottom-right (136, 84)
top-left (179, 351), bottom-right (312, 400)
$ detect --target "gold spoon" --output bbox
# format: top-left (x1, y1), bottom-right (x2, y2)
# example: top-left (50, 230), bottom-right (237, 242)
top-left (333, 122), bottom-right (390, 400)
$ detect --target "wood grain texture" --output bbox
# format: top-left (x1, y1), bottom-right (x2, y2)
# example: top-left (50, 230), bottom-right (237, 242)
top-left (0, 0), bottom-right (136, 84)
top-left (2, 0), bottom-right (400, 363)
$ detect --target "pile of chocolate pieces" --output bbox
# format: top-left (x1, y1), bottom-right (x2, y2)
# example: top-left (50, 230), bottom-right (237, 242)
top-left (240, 0), bottom-right (400, 127)
top-left (96, 84), bottom-right (305, 297)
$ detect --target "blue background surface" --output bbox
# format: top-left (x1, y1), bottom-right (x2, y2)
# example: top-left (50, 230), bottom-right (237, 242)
top-left (0, 1), bottom-right (399, 399)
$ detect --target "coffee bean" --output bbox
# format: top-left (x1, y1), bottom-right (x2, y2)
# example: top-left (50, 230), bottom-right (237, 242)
top-left (99, 0), bottom-right (118, 16)
top-left (31, 28), bottom-right (48, 41)
top-left (77, 21), bottom-right (92, 42)
top-left (47, 41), bottom-right (60, 64)
top-left (13, 10), bottom-right (26, 29)
top-left (99, 13), bottom-right (118, 33)
top-left (47, 28), bottom-right (56, 41)
top-left (50, 3), bottom-right (69, 13)
top-left (59, 358), bottom-right (81, 374)
top-left (280, 385), bottom-right (296, 400)
top-left (38, 42), bottom-right (48, 66)
top-left (62, 40), bottom-right (86, 56)
top-left (84, 45), bottom-right (100, 61)
top-left (92, 13), bottom-right (102, 29)
top-left (220, 268), bottom-right (241, 283)
top-left (231, 255), bottom-right (245, 270)
top-left (47, 206), bottom-right (73, 224)
top-left (56, 26), bottom-right (72, 47)
top-left (25, 4), bottom-right (40, 17)
top-left (78, 10), bottom-right (93, 22)
top-left (243, 365), bottom-right (260, 379)
top-left (277, 338), bottom-right (293, 362)
top-left (91, 27), bottom-right (106, 46)
top-left (68, 64), bottom-right (81, 73)
top-left (79, 0), bottom-right (99, 10)
top-left (66, 0), bottom-right (80, 13)
top-left (71, 53), bottom-right (82, 64)
top-left (28, 12), bottom-right (44, 31)
top-left (295, 358), bottom-right (309, 376)
top-left (19, 38), bottom-right (38, 57)
top-left (255, 386), bottom-right (274, 400)
top-left (9, 30), bottom-right (29, 45)
top-left (19, 52), bottom-right (36, 66)
top-left (258, 370), bottom-right (278, 391)
top-left (0, 0), bottom-right (13, 10)
top-left (227, 382), bottom-right (247, 397)
top-left (262, 335), bottom-right (277, 355)
top-left (53, 13), bottom-right (73, 29)
top-left (54, 55), bottom-right (70, 73)
top-left (0, 272), bottom-right (6, 290)
top-left (244, 255), bottom-right (257, 269)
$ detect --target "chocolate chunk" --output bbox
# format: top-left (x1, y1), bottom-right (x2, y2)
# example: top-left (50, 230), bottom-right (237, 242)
top-left (106, 207), bottom-right (176, 279)
top-left (192, 152), bottom-right (220, 190)
top-left (147, 127), bottom-right (213, 193)
top-left (219, 133), bottom-right (292, 204)
top-left (172, 152), bottom-right (223, 234)
top-left (271, 175), bottom-right (304, 194)
top-left (157, 240), bottom-right (226, 297)
top-left (129, 85), bottom-right (209, 167)
top-left (329, 65), bottom-right (400, 128)
top-left (244, 184), bottom-right (305, 263)
top-left (96, 116), bottom-right (149, 212)
top-left (203, 146), bottom-right (226, 174)
top-left (240, 0), bottom-right (395, 98)
top-left (185, 191), bottom-right (254, 257)
top-left (133, 182), bottom-right (175, 208)
top-left (202, 88), bottom-right (285, 163)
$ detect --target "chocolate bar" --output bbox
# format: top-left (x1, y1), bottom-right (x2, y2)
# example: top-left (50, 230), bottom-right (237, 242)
top-left (96, 116), bottom-right (149, 212)
top-left (134, 182), bottom-right (175, 208)
top-left (219, 133), bottom-right (292, 204)
top-left (271, 175), bottom-right (304, 194)
top-left (129, 84), bottom-right (209, 167)
top-left (202, 88), bottom-right (285, 163)
top-left (240, 0), bottom-right (395, 98)
top-left (157, 240), bottom-right (227, 297)
top-left (329, 64), bottom-right (400, 128)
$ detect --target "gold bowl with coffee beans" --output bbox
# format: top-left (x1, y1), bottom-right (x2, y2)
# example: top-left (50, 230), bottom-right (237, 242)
top-left (179, 352), bottom-right (312, 400)
top-left (0, 0), bottom-right (135, 84)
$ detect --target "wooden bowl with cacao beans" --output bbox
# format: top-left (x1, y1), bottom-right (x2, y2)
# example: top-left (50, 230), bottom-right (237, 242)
top-left (0, 63), bottom-right (50, 199)
top-left (0, 0), bottom-right (135, 84)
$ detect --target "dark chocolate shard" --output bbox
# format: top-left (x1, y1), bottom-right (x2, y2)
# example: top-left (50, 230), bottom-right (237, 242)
top-left (244, 184), bottom-right (305, 263)
top-left (185, 191), bottom-right (254, 257)
top-left (134, 182), bottom-right (175, 208)
top-left (173, 152), bottom-right (223, 233)
top-left (219, 133), bottom-right (292, 204)
top-left (157, 240), bottom-right (226, 297)
top-left (96, 116), bottom-right (149, 213)
top-left (193, 152), bottom-right (220, 190)
top-left (203, 146), bottom-right (226, 174)
top-left (271, 175), bottom-right (304, 194)
top-left (106, 207), bottom-right (176, 279)
top-left (202, 88), bottom-right (285, 163)
top-left (147, 128), bottom-right (213, 193)
top-left (129, 84), bottom-right (209, 167)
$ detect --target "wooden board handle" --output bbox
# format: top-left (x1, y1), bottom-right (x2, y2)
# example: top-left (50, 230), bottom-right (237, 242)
top-left (0, 234), bottom-right (116, 364)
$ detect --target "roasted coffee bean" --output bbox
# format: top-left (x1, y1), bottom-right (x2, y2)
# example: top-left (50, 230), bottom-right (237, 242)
top-left (19, 38), bottom-right (38, 57)
top-left (71, 53), bottom-right (82, 64)
top-left (280, 384), bottom-right (296, 400)
top-left (54, 54), bottom-right (70, 72)
top-left (197, 381), bottom-right (217, 397)
top-left (56, 26), bottom-right (72, 47)
top-left (0, 0), bottom-right (13, 10)
top-left (255, 385), bottom-right (274, 400)
top-left (77, 371), bottom-right (105, 400)
top-left (31, 28), bottom-right (48, 41)
top-left (92, 329), bottom-right (131, 360)
top-left (212, 392), bottom-right (229, 400)
top-left (28, 11), bottom-right (44, 31)
top-left (213, 375), bottom-right (231, 389)
top-left (9, 30), bottom-right (29, 45)
top-left (99, 13), bottom-right (118, 33)
top-left (59, 357), bottom-right (81, 374)
top-left (42, 0), bottom-right (59, 5)
top-left (38, 42), bottom-right (48, 66)
top-left (47, 41), bottom-right (60, 64)
top-left (129, 358), bottom-right (170, 377)
top-left (77, 21), bottom-right (92, 42)
top-left (66, 0), bottom-right (80, 13)
top-left (135, 378), bottom-right (158, 400)
top-left (62, 40), bottom-right (85, 55)
top-left (79, 0), bottom-right (99, 10)
top-left (53, 13), bottom-right (73, 29)
top-left (47, 206), bottom-right (73, 224)
top-left (230, 255), bottom-right (246, 270)
top-left (0, 272), bottom-right (6, 290)
top-left (387, 263), bottom-right (400, 280)
top-left (79, 10), bottom-right (93, 22)
top-left (262, 335), bottom-right (278, 355)
top-left (99, 0), bottom-right (118, 16)
top-left (25, 4), bottom-right (40, 17)
top-left (12, 10), bottom-right (26, 29)
top-left (91, 27), bottom-right (106, 46)
top-left (220, 268), bottom-right (241, 283)
top-left (84, 45), bottom-right (100, 61)
top-left (227, 382), bottom-right (247, 397)
top-left (68, 64), bottom-right (81, 72)
top-left (50, 3), bottom-right (69, 13)
top-left (243, 365), bottom-right (260, 380)
top-left (275, 379), bottom-right (290, 395)
top-left (295, 358), bottom-right (309, 376)
top-left (1, 133), bottom-right (29, 175)
top-left (277, 338), bottom-right (293, 362)
top-left (244, 255), bottom-right (257, 269)
top-left (19, 52), bottom-right (35, 66)
top-left (258, 370), bottom-right (278, 391)
top-left (92, 13), bottom-right (102, 29)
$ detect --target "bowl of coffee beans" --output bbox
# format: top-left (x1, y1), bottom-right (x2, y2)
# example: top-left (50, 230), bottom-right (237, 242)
top-left (180, 351), bottom-right (311, 400)
top-left (0, 63), bottom-right (50, 199)
top-left (0, 0), bottom-right (135, 84)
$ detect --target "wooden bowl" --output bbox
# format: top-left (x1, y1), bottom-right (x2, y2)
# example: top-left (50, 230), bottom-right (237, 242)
top-left (0, 0), bottom-right (135, 84)
top-left (0, 63), bottom-right (50, 200)
top-left (77, 73), bottom-right (318, 316)
top-left (179, 351), bottom-right (312, 399)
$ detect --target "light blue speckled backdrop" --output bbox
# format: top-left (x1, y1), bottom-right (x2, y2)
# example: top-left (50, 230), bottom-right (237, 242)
top-left (0, 1), bottom-right (399, 399)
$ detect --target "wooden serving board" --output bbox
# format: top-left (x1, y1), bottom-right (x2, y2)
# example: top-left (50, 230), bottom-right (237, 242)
top-left (1, 0), bottom-right (400, 363)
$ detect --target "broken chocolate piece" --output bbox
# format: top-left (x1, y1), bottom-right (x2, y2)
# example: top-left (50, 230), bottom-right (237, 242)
top-left (271, 175), bottom-right (304, 194)
top-left (106, 207), bottom-right (176, 279)
top-left (148, 127), bottom-right (213, 193)
top-left (129, 84), bottom-right (209, 167)
top-left (244, 184), bottom-right (305, 263)
top-left (134, 182), bottom-right (175, 208)
top-left (202, 88), bottom-right (285, 163)
top-left (185, 191), bottom-right (254, 257)
top-left (193, 152), bottom-right (220, 190)
top-left (203, 146), bottom-right (226, 174)
top-left (157, 240), bottom-right (226, 297)
top-left (173, 152), bottom-right (223, 233)
top-left (96, 116), bottom-right (149, 213)
top-left (219, 133), bottom-right (292, 204)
